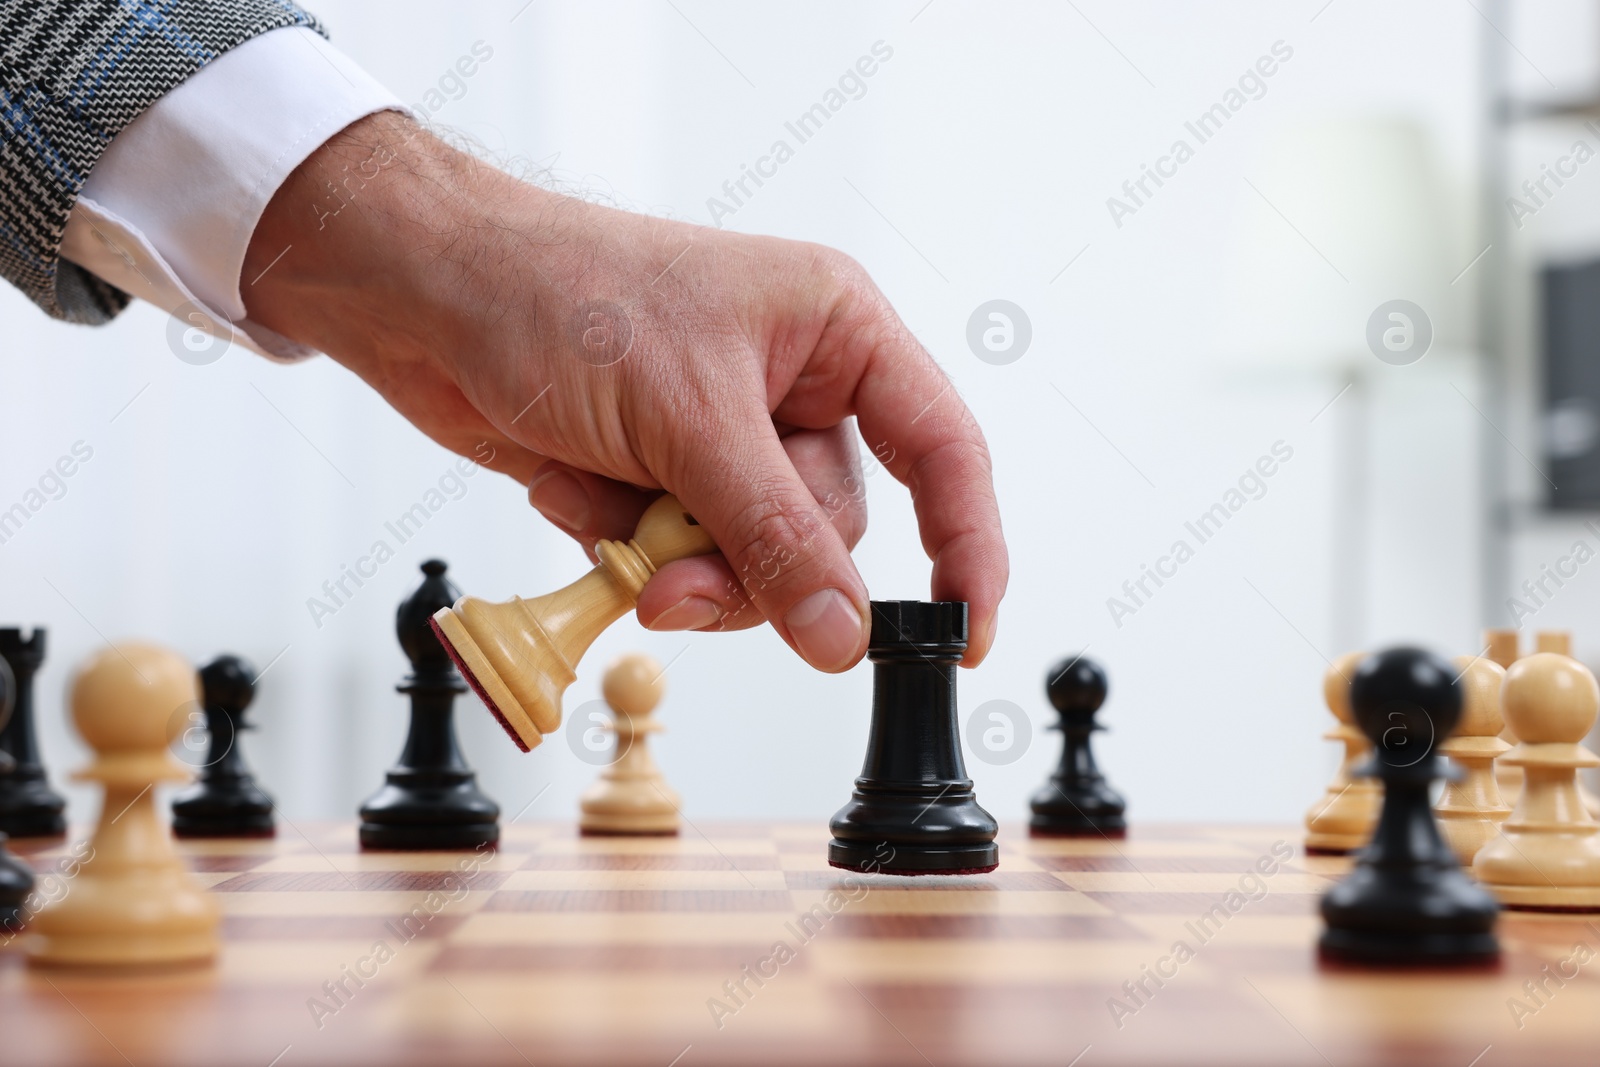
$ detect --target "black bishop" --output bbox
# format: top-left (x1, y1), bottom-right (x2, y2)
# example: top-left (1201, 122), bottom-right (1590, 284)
top-left (360, 560), bottom-right (500, 850)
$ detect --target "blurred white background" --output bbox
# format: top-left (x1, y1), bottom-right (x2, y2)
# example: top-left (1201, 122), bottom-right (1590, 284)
top-left (2, 0), bottom-right (1598, 830)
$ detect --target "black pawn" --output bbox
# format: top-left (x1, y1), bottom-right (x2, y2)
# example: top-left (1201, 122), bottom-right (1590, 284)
top-left (360, 560), bottom-right (499, 850)
top-left (1319, 647), bottom-right (1499, 965)
top-left (0, 656), bottom-right (37, 931)
top-left (1030, 655), bottom-right (1126, 837)
top-left (171, 656), bottom-right (276, 837)
top-left (0, 628), bottom-right (67, 838)
top-left (829, 601), bottom-right (998, 875)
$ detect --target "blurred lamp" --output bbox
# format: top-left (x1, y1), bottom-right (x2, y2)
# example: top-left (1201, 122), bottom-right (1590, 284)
top-left (1220, 115), bottom-right (1456, 370)
top-left (1217, 116), bottom-right (1456, 652)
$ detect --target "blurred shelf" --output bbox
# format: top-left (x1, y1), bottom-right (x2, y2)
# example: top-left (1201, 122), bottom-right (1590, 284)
top-left (1502, 94), bottom-right (1600, 124)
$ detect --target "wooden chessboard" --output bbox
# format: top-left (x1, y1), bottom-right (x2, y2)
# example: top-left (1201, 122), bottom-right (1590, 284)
top-left (2, 821), bottom-right (1597, 1067)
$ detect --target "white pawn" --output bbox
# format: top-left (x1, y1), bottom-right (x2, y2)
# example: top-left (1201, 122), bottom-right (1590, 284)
top-left (1434, 655), bottom-right (1511, 865)
top-left (1305, 652), bottom-right (1381, 853)
top-left (1474, 652), bottom-right (1600, 909)
top-left (1534, 634), bottom-right (1600, 819)
top-left (579, 654), bottom-right (679, 836)
top-left (29, 644), bottom-right (220, 966)
top-left (1506, 634), bottom-right (1600, 819)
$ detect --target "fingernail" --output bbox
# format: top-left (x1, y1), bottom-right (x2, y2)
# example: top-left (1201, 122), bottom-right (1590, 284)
top-left (528, 470), bottom-right (591, 531)
top-left (965, 609), bottom-right (998, 665)
top-left (647, 596), bottom-right (724, 632)
top-left (784, 588), bottom-right (865, 671)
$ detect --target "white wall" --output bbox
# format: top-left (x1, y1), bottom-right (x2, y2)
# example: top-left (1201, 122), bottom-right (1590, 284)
top-left (0, 0), bottom-right (1556, 832)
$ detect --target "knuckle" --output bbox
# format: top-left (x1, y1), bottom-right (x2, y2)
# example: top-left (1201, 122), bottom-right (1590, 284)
top-left (966, 425), bottom-right (996, 476)
top-left (835, 499), bottom-right (868, 549)
top-left (818, 482), bottom-right (868, 549)
top-left (728, 500), bottom-right (830, 598)
top-left (910, 430), bottom-right (994, 497)
top-left (809, 243), bottom-right (866, 283)
top-left (807, 245), bottom-right (882, 310)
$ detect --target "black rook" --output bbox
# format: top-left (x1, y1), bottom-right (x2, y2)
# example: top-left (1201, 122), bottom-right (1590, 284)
top-left (828, 601), bottom-right (998, 875)
top-left (0, 628), bottom-right (67, 838)
top-left (0, 656), bottom-right (36, 928)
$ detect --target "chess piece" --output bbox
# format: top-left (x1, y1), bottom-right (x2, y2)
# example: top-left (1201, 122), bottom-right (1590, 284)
top-left (432, 493), bottom-right (716, 752)
top-left (1434, 655), bottom-right (1511, 865)
top-left (579, 654), bottom-right (680, 835)
top-left (1503, 634), bottom-right (1600, 820)
top-left (0, 628), bottom-right (68, 837)
top-left (1319, 647), bottom-right (1499, 965)
top-left (1304, 651), bottom-right (1381, 854)
top-left (171, 655), bottom-right (275, 837)
top-left (1484, 629), bottom-right (1519, 668)
top-left (1535, 631), bottom-right (1572, 656)
top-left (829, 601), bottom-right (998, 875)
top-left (1532, 633), bottom-right (1600, 819)
top-left (1473, 652), bottom-right (1600, 909)
top-left (0, 657), bottom-right (36, 930)
top-left (361, 560), bottom-right (500, 850)
top-left (28, 643), bottom-right (220, 967)
top-left (1029, 655), bottom-right (1126, 837)
top-left (1487, 628), bottom-right (1525, 808)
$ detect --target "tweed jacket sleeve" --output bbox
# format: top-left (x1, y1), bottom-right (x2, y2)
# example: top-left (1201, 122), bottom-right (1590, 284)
top-left (0, 0), bottom-right (324, 325)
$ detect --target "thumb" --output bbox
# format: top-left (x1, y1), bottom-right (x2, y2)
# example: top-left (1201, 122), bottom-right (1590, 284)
top-left (666, 415), bottom-right (870, 672)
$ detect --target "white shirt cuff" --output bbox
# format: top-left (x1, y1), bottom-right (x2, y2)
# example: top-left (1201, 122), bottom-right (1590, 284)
top-left (59, 26), bottom-right (406, 362)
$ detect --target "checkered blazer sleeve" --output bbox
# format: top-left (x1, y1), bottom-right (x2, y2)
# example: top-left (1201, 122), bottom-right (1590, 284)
top-left (0, 0), bottom-right (325, 325)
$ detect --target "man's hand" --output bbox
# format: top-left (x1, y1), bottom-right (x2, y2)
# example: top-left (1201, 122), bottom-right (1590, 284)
top-left (242, 112), bottom-right (1007, 670)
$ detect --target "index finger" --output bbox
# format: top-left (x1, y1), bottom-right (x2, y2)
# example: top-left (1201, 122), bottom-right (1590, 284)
top-left (849, 318), bottom-right (1008, 666)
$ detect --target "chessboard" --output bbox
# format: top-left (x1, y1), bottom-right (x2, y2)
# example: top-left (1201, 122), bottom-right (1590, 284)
top-left (3, 821), bottom-right (1597, 1067)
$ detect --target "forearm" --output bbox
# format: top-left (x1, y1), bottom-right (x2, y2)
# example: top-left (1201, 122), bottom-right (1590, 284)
top-left (243, 112), bottom-right (523, 384)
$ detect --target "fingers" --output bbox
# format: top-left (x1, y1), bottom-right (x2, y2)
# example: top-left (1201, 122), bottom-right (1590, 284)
top-left (657, 401), bottom-right (870, 671)
top-left (915, 437), bottom-right (1008, 666)
top-left (846, 316), bottom-right (1009, 667)
top-left (637, 554), bottom-right (748, 632)
top-left (778, 421), bottom-right (869, 550)
top-left (636, 422), bottom-right (867, 634)
top-left (526, 423), bottom-right (867, 636)
top-left (526, 461), bottom-right (658, 558)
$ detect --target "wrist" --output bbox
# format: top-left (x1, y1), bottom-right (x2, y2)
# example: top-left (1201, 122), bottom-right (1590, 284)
top-left (241, 111), bottom-right (533, 371)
